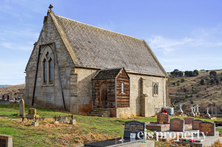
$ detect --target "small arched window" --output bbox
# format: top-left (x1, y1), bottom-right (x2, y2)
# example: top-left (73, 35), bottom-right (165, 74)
top-left (153, 83), bottom-right (158, 96)
top-left (121, 82), bottom-right (125, 94)
top-left (42, 47), bottom-right (54, 85)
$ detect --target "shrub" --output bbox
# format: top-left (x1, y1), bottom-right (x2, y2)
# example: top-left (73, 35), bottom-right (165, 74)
top-left (210, 71), bottom-right (217, 77)
top-left (181, 78), bottom-right (185, 82)
top-left (206, 77), bottom-right (210, 81)
top-left (193, 69), bottom-right (199, 76)
top-left (210, 78), bottom-right (215, 85)
top-left (200, 79), bottom-right (205, 85)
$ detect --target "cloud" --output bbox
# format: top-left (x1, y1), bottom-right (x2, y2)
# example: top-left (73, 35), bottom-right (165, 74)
top-left (0, 42), bottom-right (33, 51)
top-left (146, 25), bottom-right (222, 55)
top-left (147, 36), bottom-right (193, 54)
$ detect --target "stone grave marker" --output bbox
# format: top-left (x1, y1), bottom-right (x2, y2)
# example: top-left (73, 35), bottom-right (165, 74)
top-left (26, 108), bottom-right (39, 118)
top-left (170, 118), bottom-right (184, 132)
top-left (192, 119), bottom-right (203, 130)
top-left (157, 113), bottom-right (170, 124)
top-left (184, 118), bottom-right (194, 124)
top-left (199, 121), bottom-right (215, 136)
top-left (19, 99), bottom-right (25, 117)
top-left (123, 121), bottom-right (145, 139)
top-left (0, 134), bottom-right (13, 147)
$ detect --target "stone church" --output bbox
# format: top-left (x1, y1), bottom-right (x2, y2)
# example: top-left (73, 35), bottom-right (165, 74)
top-left (25, 5), bottom-right (169, 118)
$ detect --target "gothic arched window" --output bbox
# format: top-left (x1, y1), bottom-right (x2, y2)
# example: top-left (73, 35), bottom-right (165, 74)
top-left (153, 83), bottom-right (158, 96)
top-left (42, 46), bottom-right (54, 85)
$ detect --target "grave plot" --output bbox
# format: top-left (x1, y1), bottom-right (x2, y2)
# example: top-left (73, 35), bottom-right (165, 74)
top-left (84, 120), bottom-right (154, 147)
top-left (146, 113), bottom-right (170, 131)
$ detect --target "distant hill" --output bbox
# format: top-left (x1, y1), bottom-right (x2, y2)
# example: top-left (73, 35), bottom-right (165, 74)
top-left (168, 69), bottom-right (222, 114)
top-left (0, 84), bottom-right (25, 98)
top-left (0, 85), bottom-right (12, 88)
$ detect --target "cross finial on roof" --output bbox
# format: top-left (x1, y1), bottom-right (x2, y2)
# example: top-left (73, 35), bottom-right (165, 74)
top-left (49, 4), bottom-right (53, 11)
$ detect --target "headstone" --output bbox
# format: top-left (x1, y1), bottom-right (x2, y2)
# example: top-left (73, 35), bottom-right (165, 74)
top-left (190, 107), bottom-right (195, 116)
top-left (70, 119), bottom-right (76, 125)
top-left (32, 122), bottom-right (39, 127)
top-left (170, 118), bottom-right (184, 132)
top-left (26, 108), bottom-right (39, 118)
top-left (157, 113), bottom-right (170, 124)
top-left (184, 118), bottom-right (194, 124)
top-left (199, 122), bottom-right (215, 136)
top-left (196, 104), bottom-right (200, 115)
top-left (178, 104), bottom-right (183, 114)
top-left (19, 99), bottom-right (25, 117)
top-left (193, 106), bottom-right (196, 112)
top-left (206, 107), bottom-right (211, 117)
top-left (124, 121), bottom-right (145, 139)
top-left (0, 134), bottom-right (13, 147)
top-left (192, 120), bottom-right (203, 130)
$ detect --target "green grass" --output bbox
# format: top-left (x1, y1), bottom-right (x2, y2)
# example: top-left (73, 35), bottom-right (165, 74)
top-left (0, 104), bottom-right (158, 146)
top-left (0, 104), bottom-right (221, 146)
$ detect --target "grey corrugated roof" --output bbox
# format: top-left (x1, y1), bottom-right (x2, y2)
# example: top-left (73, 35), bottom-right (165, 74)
top-left (93, 68), bottom-right (122, 80)
top-left (53, 13), bottom-right (166, 76)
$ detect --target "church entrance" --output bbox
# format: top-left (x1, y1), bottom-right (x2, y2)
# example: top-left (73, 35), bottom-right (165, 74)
top-left (100, 83), bottom-right (108, 108)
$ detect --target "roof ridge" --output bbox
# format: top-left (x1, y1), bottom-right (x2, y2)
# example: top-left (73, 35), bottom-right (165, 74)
top-left (55, 14), bottom-right (143, 42)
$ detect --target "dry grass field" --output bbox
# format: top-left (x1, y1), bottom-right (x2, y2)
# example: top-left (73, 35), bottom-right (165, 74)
top-left (0, 84), bottom-right (25, 98)
top-left (168, 69), bottom-right (222, 113)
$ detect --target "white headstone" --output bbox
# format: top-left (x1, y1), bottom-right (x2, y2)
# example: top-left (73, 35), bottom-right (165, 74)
top-left (191, 107), bottom-right (195, 116)
top-left (196, 104), bottom-right (200, 115)
top-left (178, 104), bottom-right (183, 113)
top-left (206, 107), bottom-right (211, 117)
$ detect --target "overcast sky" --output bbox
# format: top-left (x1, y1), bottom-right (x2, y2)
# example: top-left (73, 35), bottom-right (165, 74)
top-left (0, 0), bottom-right (221, 85)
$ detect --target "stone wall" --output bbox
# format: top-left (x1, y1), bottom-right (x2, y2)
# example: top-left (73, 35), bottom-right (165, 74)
top-left (70, 68), bottom-right (98, 115)
top-left (25, 12), bottom-right (74, 110)
top-left (128, 74), bottom-right (167, 117)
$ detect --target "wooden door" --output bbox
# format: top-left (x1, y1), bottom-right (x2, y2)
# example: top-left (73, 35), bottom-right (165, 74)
top-left (100, 83), bottom-right (107, 107)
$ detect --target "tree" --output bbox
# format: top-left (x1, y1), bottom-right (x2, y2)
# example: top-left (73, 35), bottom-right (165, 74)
top-left (210, 78), bottom-right (215, 85)
top-left (200, 79), bottom-right (205, 85)
top-left (210, 71), bottom-right (217, 77)
top-left (193, 69), bottom-right (199, 76)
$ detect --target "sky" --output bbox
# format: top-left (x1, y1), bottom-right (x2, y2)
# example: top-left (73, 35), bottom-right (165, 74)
top-left (0, 0), bottom-right (221, 85)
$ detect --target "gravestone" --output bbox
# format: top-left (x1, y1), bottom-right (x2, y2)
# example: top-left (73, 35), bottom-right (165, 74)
top-left (190, 107), bottom-right (195, 117)
top-left (19, 99), bottom-right (25, 117)
top-left (184, 118), bottom-right (194, 124)
top-left (0, 134), bottom-right (13, 147)
top-left (124, 121), bottom-right (145, 139)
top-left (178, 104), bottom-right (183, 114)
top-left (157, 113), bottom-right (170, 124)
top-left (192, 120), bottom-right (203, 130)
top-left (205, 107), bottom-right (211, 118)
top-left (170, 118), bottom-right (184, 132)
top-left (26, 108), bottom-right (39, 118)
top-left (196, 104), bottom-right (200, 115)
top-left (199, 121), bottom-right (215, 136)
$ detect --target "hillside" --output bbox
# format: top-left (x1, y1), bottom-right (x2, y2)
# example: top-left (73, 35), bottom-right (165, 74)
top-left (0, 84), bottom-right (25, 98)
top-left (168, 69), bottom-right (222, 114)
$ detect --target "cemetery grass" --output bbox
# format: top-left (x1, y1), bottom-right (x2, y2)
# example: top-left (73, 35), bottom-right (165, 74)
top-left (0, 104), bottom-right (156, 147)
top-left (1, 104), bottom-right (222, 146)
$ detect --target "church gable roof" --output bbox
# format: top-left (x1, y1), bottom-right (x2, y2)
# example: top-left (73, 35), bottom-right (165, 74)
top-left (49, 11), bottom-right (167, 77)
